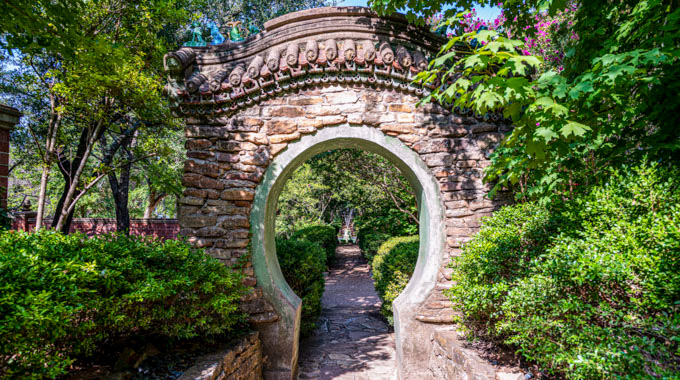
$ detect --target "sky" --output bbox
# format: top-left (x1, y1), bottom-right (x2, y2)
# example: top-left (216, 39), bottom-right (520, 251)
top-left (336, 0), bottom-right (502, 20)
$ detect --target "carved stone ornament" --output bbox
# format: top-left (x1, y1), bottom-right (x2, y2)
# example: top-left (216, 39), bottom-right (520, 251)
top-left (163, 7), bottom-right (504, 121)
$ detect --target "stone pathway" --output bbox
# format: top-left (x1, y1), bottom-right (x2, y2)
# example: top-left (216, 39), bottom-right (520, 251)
top-left (297, 245), bottom-right (397, 380)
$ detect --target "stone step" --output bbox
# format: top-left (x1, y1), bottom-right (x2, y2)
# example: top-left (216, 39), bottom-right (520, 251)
top-left (423, 300), bottom-right (454, 309)
top-left (415, 308), bottom-right (459, 324)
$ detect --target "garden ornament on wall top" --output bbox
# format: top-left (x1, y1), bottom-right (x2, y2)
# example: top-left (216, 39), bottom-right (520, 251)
top-left (248, 23), bottom-right (260, 36)
top-left (227, 21), bottom-right (244, 42)
top-left (207, 21), bottom-right (225, 45)
top-left (184, 21), bottom-right (206, 47)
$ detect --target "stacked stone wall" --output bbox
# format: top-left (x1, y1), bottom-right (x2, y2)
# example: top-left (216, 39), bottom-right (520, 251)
top-left (178, 84), bottom-right (511, 316)
top-left (166, 7), bottom-right (514, 377)
top-left (427, 330), bottom-right (523, 380)
top-left (178, 332), bottom-right (263, 380)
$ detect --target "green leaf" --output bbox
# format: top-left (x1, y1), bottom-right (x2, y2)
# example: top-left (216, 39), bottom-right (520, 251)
top-left (535, 127), bottom-right (558, 141)
top-left (568, 81), bottom-right (594, 100)
top-left (561, 121), bottom-right (590, 137)
top-left (464, 54), bottom-right (489, 69)
top-left (433, 51), bottom-right (457, 67)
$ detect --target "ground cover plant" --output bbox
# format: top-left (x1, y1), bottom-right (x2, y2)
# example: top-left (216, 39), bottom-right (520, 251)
top-left (276, 237), bottom-right (326, 336)
top-left (447, 163), bottom-right (680, 379)
top-left (372, 236), bottom-right (419, 324)
top-left (0, 230), bottom-right (247, 379)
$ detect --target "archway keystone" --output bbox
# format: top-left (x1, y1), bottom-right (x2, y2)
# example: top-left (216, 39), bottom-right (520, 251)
top-left (165, 7), bottom-right (511, 379)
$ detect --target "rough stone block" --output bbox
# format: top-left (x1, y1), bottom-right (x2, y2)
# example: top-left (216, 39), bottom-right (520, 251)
top-left (187, 151), bottom-right (214, 160)
top-left (266, 120), bottom-right (297, 135)
top-left (183, 173), bottom-right (224, 190)
top-left (379, 123), bottom-right (414, 134)
top-left (327, 92), bottom-right (358, 104)
top-left (320, 115), bottom-right (346, 126)
top-left (221, 189), bottom-right (255, 201)
top-left (217, 141), bottom-right (259, 152)
top-left (288, 96), bottom-right (324, 106)
top-left (421, 153), bottom-right (455, 167)
top-left (232, 132), bottom-right (268, 145)
top-left (263, 106), bottom-right (304, 117)
top-left (221, 216), bottom-right (250, 228)
top-left (186, 126), bottom-right (229, 138)
top-left (181, 215), bottom-right (218, 228)
top-left (184, 160), bottom-right (221, 178)
top-left (388, 104), bottom-right (414, 113)
top-left (269, 132), bottom-right (301, 144)
top-left (185, 139), bottom-right (213, 150)
top-left (196, 226), bottom-right (227, 237)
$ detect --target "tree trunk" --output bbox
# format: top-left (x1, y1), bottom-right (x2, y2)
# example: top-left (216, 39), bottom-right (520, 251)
top-left (101, 124), bottom-right (138, 234)
top-left (107, 142), bottom-right (134, 234)
top-left (35, 104), bottom-right (61, 230)
top-left (144, 187), bottom-right (167, 219)
top-left (54, 121), bottom-right (105, 231)
top-left (108, 161), bottom-right (132, 234)
top-left (51, 126), bottom-right (91, 233)
top-left (35, 166), bottom-right (50, 230)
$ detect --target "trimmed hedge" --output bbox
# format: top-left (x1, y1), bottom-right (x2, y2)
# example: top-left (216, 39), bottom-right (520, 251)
top-left (447, 163), bottom-right (680, 379)
top-left (276, 238), bottom-right (326, 336)
top-left (0, 231), bottom-right (247, 379)
top-left (357, 229), bottom-right (392, 263)
top-left (372, 236), bottom-right (419, 324)
top-left (291, 224), bottom-right (338, 265)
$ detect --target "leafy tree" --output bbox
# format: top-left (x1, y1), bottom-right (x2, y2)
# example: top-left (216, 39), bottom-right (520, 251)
top-left (276, 163), bottom-right (332, 236)
top-left (202, 0), bottom-right (334, 31)
top-left (276, 149), bottom-right (418, 237)
top-left (1, 0), bottom-right (195, 232)
top-left (2, 0), bottom-right (335, 232)
top-left (372, 0), bottom-right (680, 203)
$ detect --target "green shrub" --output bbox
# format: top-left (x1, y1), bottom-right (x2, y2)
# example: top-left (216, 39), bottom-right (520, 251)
top-left (448, 163), bottom-right (680, 379)
top-left (291, 224), bottom-right (338, 265)
top-left (0, 231), bottom-right (248, 379)
top-left (446, 202), bottom-right (561, 334)
top-left (357, 229), bottom-right (392, 263)
top-left (276, 238), bottom-right (326, 336)
top-left (372, 236), bottom-right (419, 324)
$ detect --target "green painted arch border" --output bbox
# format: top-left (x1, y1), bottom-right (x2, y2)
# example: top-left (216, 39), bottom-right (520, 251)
top-left (250, 124), bottom-right (446, 379)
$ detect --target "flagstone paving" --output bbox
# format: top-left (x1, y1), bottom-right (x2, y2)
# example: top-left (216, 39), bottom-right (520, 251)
top-left (297, 245), bottom-right (397, 380)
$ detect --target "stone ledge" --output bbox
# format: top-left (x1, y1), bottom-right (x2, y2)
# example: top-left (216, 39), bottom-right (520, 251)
top-left (178, 331), bottom-right (263, 380)
top-left (0, 104), bottom-right (21, 130)
top-left (428, 329), bottom-right (525, 380)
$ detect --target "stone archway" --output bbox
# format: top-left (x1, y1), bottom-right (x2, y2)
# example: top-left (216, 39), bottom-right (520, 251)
top-left (250, 125), bottom-right (446, 378)
top-left (164, 6), bottom-right (511, 379)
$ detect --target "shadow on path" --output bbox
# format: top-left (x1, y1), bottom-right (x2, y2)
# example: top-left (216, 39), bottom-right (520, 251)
top-left (297, 245), bottom-right (397, 380)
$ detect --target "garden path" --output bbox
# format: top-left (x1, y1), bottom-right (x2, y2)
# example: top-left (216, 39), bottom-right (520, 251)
top-left (297, 245), bottom-right (397, 380)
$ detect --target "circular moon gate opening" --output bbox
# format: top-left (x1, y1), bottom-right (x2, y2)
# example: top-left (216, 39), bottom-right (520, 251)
top-left (250, 125), bottom-right (446, 379)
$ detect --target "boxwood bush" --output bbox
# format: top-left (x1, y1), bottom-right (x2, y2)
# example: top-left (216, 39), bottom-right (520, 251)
top-left (372, 236), bottom-right (419, 324)
top-left (0, 231), bottom-right (248, 379)
top-left (291, 224), bottom-right (338, 265)
top-left (357, 229), bottom-right (392, 263)
top-left (276, 238), bottom-right (326, 336)
top-left (447, 163), bottom-right (680, 379)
